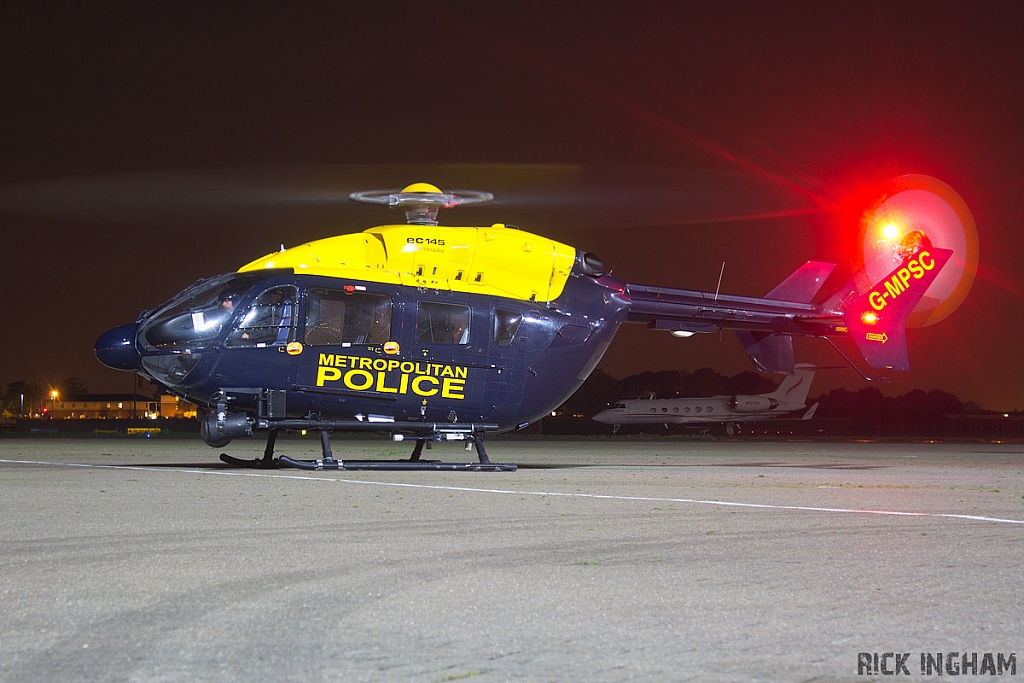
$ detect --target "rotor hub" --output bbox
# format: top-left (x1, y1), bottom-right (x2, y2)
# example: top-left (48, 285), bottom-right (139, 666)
top-left (349, 183), bottom-right (493, 225)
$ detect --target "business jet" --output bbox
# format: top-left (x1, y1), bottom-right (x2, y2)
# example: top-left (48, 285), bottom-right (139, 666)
top-left (593, 364), bottom-right (818, 435)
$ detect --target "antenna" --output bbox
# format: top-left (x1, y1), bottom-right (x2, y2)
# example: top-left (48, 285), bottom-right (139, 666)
top-left (714, 262), bottom-right (726, 302)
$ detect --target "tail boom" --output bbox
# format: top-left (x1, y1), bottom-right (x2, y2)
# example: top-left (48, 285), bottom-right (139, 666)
top-left (624, 248), bottom-right (953, 373)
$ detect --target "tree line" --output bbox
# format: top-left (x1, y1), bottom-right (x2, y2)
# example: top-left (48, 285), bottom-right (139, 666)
top-left (558, 368), bottom-right (975, 419)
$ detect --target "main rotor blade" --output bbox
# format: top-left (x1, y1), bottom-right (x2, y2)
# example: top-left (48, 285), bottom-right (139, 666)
top-left (0, 163), bottom-right (823, 230)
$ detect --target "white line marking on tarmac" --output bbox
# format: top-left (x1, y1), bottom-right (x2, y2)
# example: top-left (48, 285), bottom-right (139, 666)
top-left (4, 458), bottom-right (1024, 526)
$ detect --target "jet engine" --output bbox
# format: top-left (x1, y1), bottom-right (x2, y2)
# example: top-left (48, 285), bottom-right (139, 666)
top-left (727, 396), bottom-right (779, 413)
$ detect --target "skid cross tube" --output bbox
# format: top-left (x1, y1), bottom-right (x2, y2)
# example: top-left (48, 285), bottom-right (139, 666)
top-left (221, 420), bottom-right (513, 471)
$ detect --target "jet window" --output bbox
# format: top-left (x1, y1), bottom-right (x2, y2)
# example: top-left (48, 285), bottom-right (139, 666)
top-left (304, 288), bottom-right (392, 346)
top-left (418, 302), bottom-right (471, 344)
top-left (226, 286), bottom-right (297, 347)
top-left (492, 309), bottom-right (523, 347)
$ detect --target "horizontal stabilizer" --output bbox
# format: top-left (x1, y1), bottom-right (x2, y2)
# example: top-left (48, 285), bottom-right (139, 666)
top-left (842, 248), bottom-right (952, 370)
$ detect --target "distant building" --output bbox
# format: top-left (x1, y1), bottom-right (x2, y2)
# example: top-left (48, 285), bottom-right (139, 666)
top-left (51, 393), bottom-right (199, 419)
top-left (156, 394), bottom-right (198, 419)
top-left (52, 394), bottom-right (157, 419)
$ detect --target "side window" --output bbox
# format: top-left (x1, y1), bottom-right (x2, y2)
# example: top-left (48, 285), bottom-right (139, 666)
top-left (492, 309), bottom-right (522, 347)
top-left (304, 288), bottom-right (392, 346)
top-left (225, 286), bottom-right (297, 347)
top-left (417, 301), bottom-right (471, 344)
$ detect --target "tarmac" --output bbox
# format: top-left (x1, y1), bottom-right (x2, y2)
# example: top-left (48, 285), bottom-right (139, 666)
top-left (1, 436), bottom-right (1022, 682)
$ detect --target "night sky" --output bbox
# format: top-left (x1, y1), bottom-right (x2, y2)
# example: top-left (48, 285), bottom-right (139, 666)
top-left (2, 3), bottom-right (1022, 410)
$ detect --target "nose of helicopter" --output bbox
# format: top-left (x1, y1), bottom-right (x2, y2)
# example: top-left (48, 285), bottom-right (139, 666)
top-left (95, 323), bottom-right (142, 371)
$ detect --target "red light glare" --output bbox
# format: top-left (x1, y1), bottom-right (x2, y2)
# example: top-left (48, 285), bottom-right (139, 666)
top-left (860, 311), bottom-right (879, 325)
top-left (855, 175), bottom-right (978, 328)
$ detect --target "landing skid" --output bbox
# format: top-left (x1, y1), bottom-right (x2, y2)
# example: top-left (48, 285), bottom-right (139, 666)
top-left (220, 428), bottom-right (515, 472)
top-left (219, 429), bottom-right (282, 469)
top-left (278, 458), bottom-right (515, 472)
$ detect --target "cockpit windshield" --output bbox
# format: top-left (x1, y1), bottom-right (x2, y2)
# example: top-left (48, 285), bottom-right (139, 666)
top-left (139, 272), bottom-right (280, 350)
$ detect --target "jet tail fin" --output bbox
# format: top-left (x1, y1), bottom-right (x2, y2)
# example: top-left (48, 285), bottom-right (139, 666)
top-left (737, 261), bottom-right (835, 374)
top-left (839, 248), bottom-right (952, 371)
top-left (765, 363), bottom-right (816, 404)
top-left (801, 402), bottom-right (819, 421)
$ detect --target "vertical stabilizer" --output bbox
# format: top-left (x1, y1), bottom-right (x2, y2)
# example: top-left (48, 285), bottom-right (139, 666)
top-left (841, 248), bottom-right (952, 370)
top-left (766, 363), bottom-right (816, 405)
top-left (737, 261), bottom-right (835, 374)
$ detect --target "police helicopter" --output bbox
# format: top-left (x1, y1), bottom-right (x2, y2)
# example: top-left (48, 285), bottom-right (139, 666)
top-left (94, 175), bottom-right (977, 471)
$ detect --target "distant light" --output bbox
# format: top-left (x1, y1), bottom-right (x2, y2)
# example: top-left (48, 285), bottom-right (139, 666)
top-left (551, 411), bottom-right (557, 417)
top-left (1004, 413), bottom-right (1010, 418)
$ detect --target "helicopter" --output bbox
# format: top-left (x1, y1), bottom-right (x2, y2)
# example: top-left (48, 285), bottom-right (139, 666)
top-left (94, 176), bottom-right (977, 471)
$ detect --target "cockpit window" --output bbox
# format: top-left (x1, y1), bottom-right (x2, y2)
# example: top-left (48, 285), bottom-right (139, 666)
top-left (225, 286), bottom-right (297, 347)
top-left (139, 272), bottom-right (269, 350)
top-left (304, 288), bottom-right (392, 345)
top-left (418, 301), bottom-right (471, 344)
top-left (492, 309), bottom-right (522, 347)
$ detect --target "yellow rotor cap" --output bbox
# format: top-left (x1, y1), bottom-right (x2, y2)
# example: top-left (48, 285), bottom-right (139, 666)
top-left (401, 182), bottom-right (443, 194)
